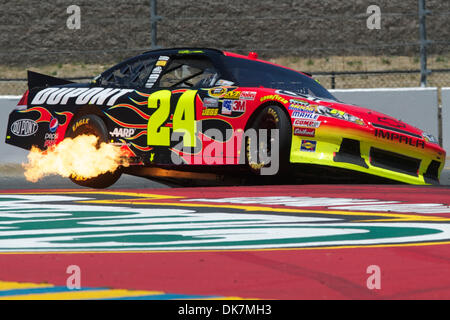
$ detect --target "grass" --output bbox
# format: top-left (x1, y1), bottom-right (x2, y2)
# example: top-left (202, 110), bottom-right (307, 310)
top-left (0, 63), bottom-right (110, 79)
top-left (274, 54), bottom-right (450, 73)
top-left (0, 54), bottom-right (449, 94)
top-left (1, 54), bottom-right (449, 79)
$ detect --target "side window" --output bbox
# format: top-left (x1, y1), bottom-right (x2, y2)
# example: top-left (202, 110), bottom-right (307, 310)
top-left (158, 56), bottom-right (219, 88)
top-left (99, 55), bottom-right (158, 88)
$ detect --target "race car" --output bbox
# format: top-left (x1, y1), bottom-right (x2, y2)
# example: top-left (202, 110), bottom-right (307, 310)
top-left (5, 47), bottom-right (446, 188)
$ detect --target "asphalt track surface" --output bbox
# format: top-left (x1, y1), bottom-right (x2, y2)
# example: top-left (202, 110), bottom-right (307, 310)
top-left (0, 165), bottom-right (449, 300)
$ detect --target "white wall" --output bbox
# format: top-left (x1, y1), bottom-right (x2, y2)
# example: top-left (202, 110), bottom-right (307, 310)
top-left (0, 96), bottom-right (28, 163)
top-left (442, 88), bottom-right (450, 157)
top-left (330, 87), bottom-right (439, 138)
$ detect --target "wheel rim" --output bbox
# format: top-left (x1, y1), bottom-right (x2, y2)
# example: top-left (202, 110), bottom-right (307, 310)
top-left (247, 108), bottom-right (279, 170)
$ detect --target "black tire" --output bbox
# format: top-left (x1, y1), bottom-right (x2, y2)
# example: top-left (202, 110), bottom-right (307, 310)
top-left (65, 114), bottom-right (122, 188)
top-left (245, 105), bottom-right (292, 175)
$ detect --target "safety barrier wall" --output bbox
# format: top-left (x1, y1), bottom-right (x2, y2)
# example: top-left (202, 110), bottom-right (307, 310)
top-left (0, 88), bottom-right (444, 163)
top-left (442, 88), bottom-right (450, 157)
top-left (0, 96), bottom-right (28, 163)
top-left (330, 87), bottom-right (439, 138)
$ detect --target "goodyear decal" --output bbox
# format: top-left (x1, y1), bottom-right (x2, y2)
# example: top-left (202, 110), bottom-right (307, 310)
top-left (72, 118), bottom-right (89, 132)
top-left (260, 95), bottom-right (288, 105)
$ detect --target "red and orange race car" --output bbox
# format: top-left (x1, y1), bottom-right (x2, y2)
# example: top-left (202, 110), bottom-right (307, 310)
top-left (5, 48), bottom-right (446, 187)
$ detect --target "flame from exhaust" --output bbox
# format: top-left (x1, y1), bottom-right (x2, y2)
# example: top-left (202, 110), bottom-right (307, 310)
top-left (23, 135), bottom-right (130, 182)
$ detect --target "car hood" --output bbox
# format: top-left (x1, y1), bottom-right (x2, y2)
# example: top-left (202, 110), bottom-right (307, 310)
top-left (320, 99), bottom-right (426, 138)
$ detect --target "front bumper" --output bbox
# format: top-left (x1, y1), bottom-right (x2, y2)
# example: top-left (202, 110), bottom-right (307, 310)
top-left (289, 125), bottom-right (446, 185)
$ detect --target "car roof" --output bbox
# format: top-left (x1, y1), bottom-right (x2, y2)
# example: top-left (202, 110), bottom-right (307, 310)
top-left (140, 47), bottom-right (312, 78)
top-left (141, 47), bottom-right (224, 56)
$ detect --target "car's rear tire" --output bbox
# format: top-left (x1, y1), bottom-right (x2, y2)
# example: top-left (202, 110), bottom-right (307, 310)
top-left (245, 105), bottom-right (292, 175)
top-left (65, 114), bottom-right (122, 188)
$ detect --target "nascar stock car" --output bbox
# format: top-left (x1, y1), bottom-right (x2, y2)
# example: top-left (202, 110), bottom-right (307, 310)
top-left (5, 48), bottom-right (446, 188)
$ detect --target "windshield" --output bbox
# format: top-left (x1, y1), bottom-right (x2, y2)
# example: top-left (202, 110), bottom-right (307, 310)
top-left (221, 56), bottom-right (336, 101)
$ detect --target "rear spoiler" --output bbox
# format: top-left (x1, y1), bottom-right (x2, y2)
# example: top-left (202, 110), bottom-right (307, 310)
top-left (27, 70), bottom-right (74, 90)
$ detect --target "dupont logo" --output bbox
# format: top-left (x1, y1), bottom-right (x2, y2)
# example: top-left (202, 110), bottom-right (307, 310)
top-left (11, 119), bottom-right (38, 137)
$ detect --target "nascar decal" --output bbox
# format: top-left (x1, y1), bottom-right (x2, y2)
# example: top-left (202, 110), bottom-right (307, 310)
top-left (2, 194), bottom-right (450, 251)
top-left (31, 87), bottom-right (134, 106)
top-left (206, 86), bottom-right (238, 99)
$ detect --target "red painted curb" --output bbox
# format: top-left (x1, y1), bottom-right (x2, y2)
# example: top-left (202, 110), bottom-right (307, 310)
top-left (0, 185), bottom-right (449, 299)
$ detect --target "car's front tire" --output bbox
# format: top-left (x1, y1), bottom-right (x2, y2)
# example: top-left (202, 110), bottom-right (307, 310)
top-left (245, 105), bottom-right (292, 176)
top-left (65, 114), bottom-right (122, 188)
